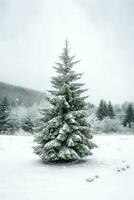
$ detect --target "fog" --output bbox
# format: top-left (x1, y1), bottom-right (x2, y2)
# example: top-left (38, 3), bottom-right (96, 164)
top-left (0, 0), bottom-right (134, 104)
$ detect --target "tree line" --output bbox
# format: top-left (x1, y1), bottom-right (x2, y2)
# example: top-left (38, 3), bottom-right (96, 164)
top-left (0, 97), bottom-right (34, 134)
top-left (0, 96), bottom-right (134, 135)
top-left (96, 99), bottom-right (134, 128)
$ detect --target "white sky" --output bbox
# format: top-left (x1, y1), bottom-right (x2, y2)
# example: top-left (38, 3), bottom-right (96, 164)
top-left (0, 0), bottom-right (134, 104)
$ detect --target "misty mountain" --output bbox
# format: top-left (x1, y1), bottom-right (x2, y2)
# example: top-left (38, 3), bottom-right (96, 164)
top-left (0, 82), bottom-right (46, 106)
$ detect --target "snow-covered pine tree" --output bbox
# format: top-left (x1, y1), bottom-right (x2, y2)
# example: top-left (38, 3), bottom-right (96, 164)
top-left (33, 40), bottom-right (96, 162)
top-left (0, 97), bottom-right (10, 134)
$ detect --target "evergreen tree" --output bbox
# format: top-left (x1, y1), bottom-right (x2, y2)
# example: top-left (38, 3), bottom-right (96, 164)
top-left (107, 101), bottom-right (115, 119)
top-left (22, 117), bottom-right (34, 133)
top-left (123, 104), bottom-right (134, 128)
top-left (96, 100), bottom-right (108, 120)
top-left (0, 97), bottom-right (10, 134)
top-left (33, 40), bottom-right (96, 162)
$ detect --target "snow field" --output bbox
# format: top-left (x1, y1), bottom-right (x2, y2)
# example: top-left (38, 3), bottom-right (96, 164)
top-left (0, 135), bottom-right (134, 200)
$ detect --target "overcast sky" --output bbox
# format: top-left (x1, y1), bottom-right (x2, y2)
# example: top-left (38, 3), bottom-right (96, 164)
top-left (0, 0), bottom-right (134, 104)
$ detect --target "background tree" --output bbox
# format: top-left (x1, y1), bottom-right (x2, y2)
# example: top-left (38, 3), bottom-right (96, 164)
top-left (123, 104), bottom-right (134, 128)
top-left (0, 97), bottom-right (10, 134)
top-left (96, 100), bottom-right (108, 120)
top-left (33, 40), bottom-right (96, 162)
top-left (107, 101), bottom-right (115, 119)
top-left (22, 117), bottom-right (34, 133)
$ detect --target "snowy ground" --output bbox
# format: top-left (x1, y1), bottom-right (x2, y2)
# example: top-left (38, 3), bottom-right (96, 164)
top-left (0, 135), bottom-right (134, 200)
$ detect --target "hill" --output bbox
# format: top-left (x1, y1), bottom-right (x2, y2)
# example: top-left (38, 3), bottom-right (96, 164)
top-left (0, 82), bottom-right (45, 106)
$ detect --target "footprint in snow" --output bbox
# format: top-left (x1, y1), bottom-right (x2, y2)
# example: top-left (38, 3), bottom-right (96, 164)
top-left (116, 165), bottom-right (130, 173)
top-left (86, 175), bottom-right (99, 182)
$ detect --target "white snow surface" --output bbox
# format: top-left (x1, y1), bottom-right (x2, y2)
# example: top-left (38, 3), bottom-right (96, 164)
top-left (0, 135), bottom-right (134, 200)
